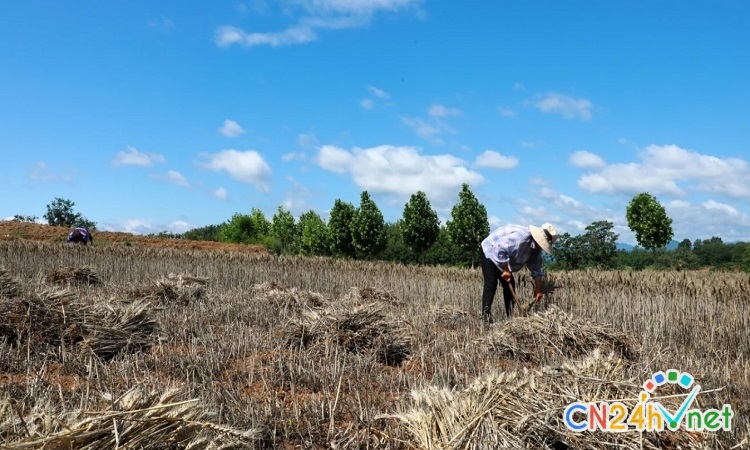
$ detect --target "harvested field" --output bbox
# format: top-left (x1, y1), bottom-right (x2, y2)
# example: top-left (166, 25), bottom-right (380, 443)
top-left (0, 240), bottom-right (749, 449)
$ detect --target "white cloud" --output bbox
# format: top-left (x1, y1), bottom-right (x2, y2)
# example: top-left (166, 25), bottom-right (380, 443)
top-left (219, 119), bottom-right (246, 138)
top-left (316, 144), bottom-right (485, 210)
top-left (531, 93), bottom-right (593, 120)
top-left (577, 144), bottom-right (750, 198)
top-left (569, 150), bottom-right (606, 169)
top-left (102, 219), bottom-right (194, 235)
top-left (401, 117), bottom-right (446, 144)
top-left (498, 107), bottom-right (516, 118)
top-left (474, 150), bottom-right (519, 170)
top-left (360, 98), bottom-right (374, 109)
top-left (282, 176), bottom-right (313, 216)
top-left (28, 162), bottom-right (75, 183)
top-left (151, 170), bottom-right (189, 187)
top-left (112, 146), bottom-right (166, 167)
top-left (666, 199), bottom-right (750, 242)
top-left (199, 149), bottom-right (272, 192)
top-left (214, 0), bottom-right (420, 48)
top-left (282, 152), bottom-right (307, 161)
top-left (428, 103), bottom-right (461, 118)
top-left (297, 133), bottom-right (319, 148)
top-left (367, 85), bottom-right (389, 98)
top-left (213, 187), bottom-right (228, 200)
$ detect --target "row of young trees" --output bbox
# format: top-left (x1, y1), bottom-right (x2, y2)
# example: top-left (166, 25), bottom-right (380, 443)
top-left (184, 184), bottom-right (491, 267)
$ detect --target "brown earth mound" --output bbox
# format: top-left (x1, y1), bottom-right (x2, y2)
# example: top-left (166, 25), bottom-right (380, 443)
top-left (0, 221), bottom-right (267, 254)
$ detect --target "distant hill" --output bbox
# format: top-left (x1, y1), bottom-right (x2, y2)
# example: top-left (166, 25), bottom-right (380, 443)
top-left (616, 240), bottom-right (680, 252)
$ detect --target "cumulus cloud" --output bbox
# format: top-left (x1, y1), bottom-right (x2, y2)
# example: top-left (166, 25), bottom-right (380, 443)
top-left (428, 103), bottom-right (461, 118)
top-left (282, 152), bottom-right (307, 161)
top-left (102, 219), bottom-right (194, 235)
top-left (111, 146), bottom-right (166, 167)
top-left (474, 150), bottom-right (519, 170)
top-left (215, 0), bottom-right (421, 48)
top-left (569, 150), bottom-right (606, 169)
top-left (367, 85), bottom-right (389, 98)
top-left (198, 149), bottom-right (272, 192)
top-left (219, 119), bottom-right (246, 138)
top-left (151, 170), bottom-right (189, 187)
top-left (401, 117), bottom-right (446, 144)
top-left (315, 144), bottom-right (485, 210)
top-left (213, 187), bottom-right (228, 200)
top-left (666, 199), bottom-right (750, 242)
top-left (28, 162), bottom-right (75, 184)
top-left (531, 93), bottom-right (593, 120)
top-left (577, 144), bottom-right (750, 198)
top-left (498, 107), bottom-right (516, 118)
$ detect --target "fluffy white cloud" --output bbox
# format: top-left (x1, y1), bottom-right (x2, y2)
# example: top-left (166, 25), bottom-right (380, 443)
top-left (282, 152), bottom-right (307, 161)
top-left (112, 146), bottom-right (166, 167)
top-left (428, 103), bottom-right (461, 118)
top-left (666, 199), bottom-right (750, 242)
top-left (28, 162), bottom-right (75, 183)
top-left (360, 98), bottom-right (374, 109)
top-left (367, 85), bottom-right (389, 98)
top-left (102, 219), bottom-right (194, 235)
top-left (474, 150), bottom-right (519, 170)
top-left (569, 150), bottom-right (605, 169)
top-left (215, 0), bottom-right (420, 48)
top-left (213, 187), bottom-right (228, 200)
top-left (401, 117), bottom-right (446, 143)
top-left (531, 93), bottom-right (593, 120)
top-left (151, 170), bottom-right (189, 187)
top-left (316, 144), bottom-right (485, 210)
top-left (219, 119), bottom-right (246, 138)
top-left (577, 144), bottom-right (750, 198)
top-left (199, 149), bottom-right (272, 192)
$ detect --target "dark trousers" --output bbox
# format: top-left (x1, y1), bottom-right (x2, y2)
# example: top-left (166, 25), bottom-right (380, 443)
top-left (480, 250), bottom-right (516, 318)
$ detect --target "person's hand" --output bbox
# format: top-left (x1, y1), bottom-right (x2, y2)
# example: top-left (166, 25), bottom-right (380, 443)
top-left (533, 292), bottom-right (544, 302)
top-left (501, 270), bottom-right (512, 283)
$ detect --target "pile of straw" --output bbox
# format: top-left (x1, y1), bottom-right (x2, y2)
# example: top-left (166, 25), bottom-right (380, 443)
top-left (128, 273), bottom-right (208, 305)
top-left (475, 305), bottom-right (638, 364)
top-left (376, 350), bottom-right (709, 449)
top-left (0, 288), bottom-right (157, 361)
top-left (46, 266), bottom-right (103, 285)
top-left (0, 385), bottom-right (260, 449)
top-left (283, 301), bottom-right (413, 366)
top-left (252, 282), bottom-right (330, 313)
top-left (343, 286), bottom-right (403, 306)
top-left (430, 304), bottom-right (473, 329)
top-left (0, 267), bottom-right (21, 298)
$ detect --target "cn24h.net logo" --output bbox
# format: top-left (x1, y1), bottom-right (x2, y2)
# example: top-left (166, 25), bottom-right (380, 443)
top-left (564, 369), bottom-right (735, 433)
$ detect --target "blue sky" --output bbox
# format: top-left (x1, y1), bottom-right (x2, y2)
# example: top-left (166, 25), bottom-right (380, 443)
top-left (2, 1), bottom-right (749, 245)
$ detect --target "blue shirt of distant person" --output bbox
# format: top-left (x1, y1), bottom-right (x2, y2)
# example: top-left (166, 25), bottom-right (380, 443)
top-left (479, 223), bottom-right (557, 322)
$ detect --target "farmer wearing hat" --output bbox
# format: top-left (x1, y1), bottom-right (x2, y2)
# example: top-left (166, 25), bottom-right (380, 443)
top-left (479, 223), bottom-right (558, 323)
top-left (67, 226), bottom-right (93, 245)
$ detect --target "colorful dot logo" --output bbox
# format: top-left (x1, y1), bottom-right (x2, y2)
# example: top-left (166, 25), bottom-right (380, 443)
top-left (643, 369), bottom-right (694, 393)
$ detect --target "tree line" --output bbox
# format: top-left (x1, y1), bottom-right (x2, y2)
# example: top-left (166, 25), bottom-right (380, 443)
top-left (11, 192), bottom-right (750, 272)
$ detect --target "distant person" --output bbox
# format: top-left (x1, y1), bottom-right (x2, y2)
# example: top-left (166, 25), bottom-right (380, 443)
top-left (479, 223), bottom-right (558, 323)
top-left (67, 227), bottom-right (93, 245)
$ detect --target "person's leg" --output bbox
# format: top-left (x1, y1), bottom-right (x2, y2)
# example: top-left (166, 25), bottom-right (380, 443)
top-left (479, 250), bottom-right (500, 322)
top-left (499, 276), bottom-right (517, 318)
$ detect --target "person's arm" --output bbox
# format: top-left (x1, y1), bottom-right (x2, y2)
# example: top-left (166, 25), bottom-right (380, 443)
top-left (529, 251), bottom-right (545, 301)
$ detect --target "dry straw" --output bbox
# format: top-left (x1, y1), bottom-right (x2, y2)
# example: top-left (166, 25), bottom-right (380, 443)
top-left (46, 266), bottom-right (103, 286)
top-left (0, 385), bottom-right (260, 449)
top-left (474, 305), bottom-right (639, 364)
top-left (376, 350), bottom-right (709, 450)
top-left (128, 273), bottom-right (208, 305)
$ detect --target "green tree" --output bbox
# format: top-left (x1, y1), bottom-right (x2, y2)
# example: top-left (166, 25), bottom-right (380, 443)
top-left (328, 199), bottom-right (357, 258)
top-left (44, 197), bottom-right (97, 229)
top-left (379, 221), bottom-right (417, 265)
top-left (581, 220), bottom-right (619, 268)
top-left (183, 224), bottom-right (224, 241)
top-left (218, 213), bottom-right (256, 244)
top-left (625, 192), bottom-right (674, 266)
top-left (350, 191), bottom-right (387, 259)
top-left (12, 215), bottom-right (38, 223)
top-left (552, 232), bottom-right (586, 269)
top-left (298, 210), bottom-right (331, 256)
top-left (446, 183), bottom-right (489, 267)
top-left (677, 238), bottom-right (692, 251)
top-left (249, 208), bottom-right (271, 241)
top-left (271, 205), bottom-right (298, 254)
top-left (401, 191), bottom-right (440, 263)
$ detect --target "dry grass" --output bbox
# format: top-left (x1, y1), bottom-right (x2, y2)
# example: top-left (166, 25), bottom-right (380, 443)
top-left (46, 266), bottom-right (103, 286)
top-left (0, 240), bottom-right (748, 449)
